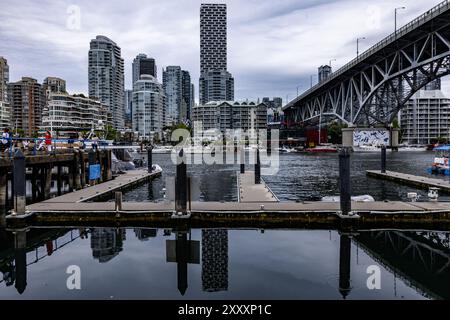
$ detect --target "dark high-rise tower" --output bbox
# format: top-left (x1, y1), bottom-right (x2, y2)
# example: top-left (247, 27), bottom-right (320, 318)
top-left (199, 3), bottom-right (234, 104)
top-left (133, 54), bottom-right (157, 85)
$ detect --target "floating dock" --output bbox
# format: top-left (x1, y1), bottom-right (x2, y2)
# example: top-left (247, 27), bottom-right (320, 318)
top-left (366, 170), bottom-right (450, 193)
top-left (238, 171), bottom-right (279, 203)
top-left (6, 167), bottom-right (450, 230)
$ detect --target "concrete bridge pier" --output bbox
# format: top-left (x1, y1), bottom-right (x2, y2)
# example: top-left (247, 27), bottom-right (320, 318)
top-left (342, 127), bottom-right (399, 150)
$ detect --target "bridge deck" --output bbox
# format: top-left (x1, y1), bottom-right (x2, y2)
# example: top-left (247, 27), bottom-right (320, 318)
top-left (367, 170), bottom-right (450, 193)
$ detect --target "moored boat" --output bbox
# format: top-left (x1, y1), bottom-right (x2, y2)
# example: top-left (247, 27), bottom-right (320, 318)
top-left (431, 145), bottom-right (450, 175)
top-left (305, 144), bottom-right (338, 153)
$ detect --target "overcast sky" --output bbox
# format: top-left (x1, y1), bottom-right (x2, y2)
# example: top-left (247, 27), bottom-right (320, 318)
top-left (0, 0), bottom-right (447, 104)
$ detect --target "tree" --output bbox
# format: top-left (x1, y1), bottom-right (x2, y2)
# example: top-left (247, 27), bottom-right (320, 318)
top-left (327, 122), bottom-right (348, 144)
top-left (105, 125), bottom-right (117, 141)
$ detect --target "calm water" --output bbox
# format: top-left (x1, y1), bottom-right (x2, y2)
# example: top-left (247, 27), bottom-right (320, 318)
top-left (1, 151), bottom-right (450, 299)
top-left (121, 151), bottom-right (450, 202)
top-left (0, 228), bottom-right (448, 299)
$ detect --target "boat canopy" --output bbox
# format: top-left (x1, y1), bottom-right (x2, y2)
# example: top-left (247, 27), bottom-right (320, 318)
top-left (434, 145), bottom-right (450, 151)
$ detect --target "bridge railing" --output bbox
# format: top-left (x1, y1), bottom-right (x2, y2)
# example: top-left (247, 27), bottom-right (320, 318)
top-left (285, 0), bottom-right (450, 109)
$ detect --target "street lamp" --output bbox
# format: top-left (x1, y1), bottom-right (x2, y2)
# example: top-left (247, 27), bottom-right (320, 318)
top-left (310, 74), bottom-right (317, 88)
top-left (357, 37), bottom-right (366, 58)
top-left (329, 59), bottom-right (337, 68)
top-left (395, 7), bottom-right (406, 39)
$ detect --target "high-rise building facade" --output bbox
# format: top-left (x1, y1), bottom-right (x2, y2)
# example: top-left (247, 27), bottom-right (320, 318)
top-left (88, 35), bottom-right (125, 129)
top-left (263, 97), bottom-right (284, 125)
top-left (124, 89), bottom-right (133, 129)
top-left (132, 75), bottom-right (166, 141)
top-left (43, 77), bottom-right (67, 96)
top-left (401, 85), bottom-right (450, 145)
top-left (318, 65), bottom-right (332, 83)
top-left (163, 66), bottom-right (182, 125)
top-left (199, 4), bottom-right (234, 104)
top-left (182, 70), bottom-right (194, 121)
top-left (0, 57), bottom-right (10, 129)
top-left (7, 77), bottom-right (45, 136)
top-left (199, 70), bottom-right (234, 105)
top-left (132, 54), bottom-right (157, 85)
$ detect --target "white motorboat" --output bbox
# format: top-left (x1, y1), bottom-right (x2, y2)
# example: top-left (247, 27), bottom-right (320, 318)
top-left (321, 195), bottom-right (375, 202)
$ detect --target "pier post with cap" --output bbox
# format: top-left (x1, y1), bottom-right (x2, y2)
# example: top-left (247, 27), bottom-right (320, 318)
top-left (339, 147), bottom-right (351, 215)
top-left (381, 145), bottom-right (387, 173)
top-left (13, 149), bottom-right (26, 215)
top-left (175, 149), bottom-right (187, 214)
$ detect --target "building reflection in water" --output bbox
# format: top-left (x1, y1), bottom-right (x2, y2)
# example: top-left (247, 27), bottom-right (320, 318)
top-left (90, 228), bottom-right (126, 263)
top-left (201, 229), bottom-right (228, 292)
top-left (134, 228), bottom-right (157, 241)
top-left (2, 227), bottom-right (450, 299)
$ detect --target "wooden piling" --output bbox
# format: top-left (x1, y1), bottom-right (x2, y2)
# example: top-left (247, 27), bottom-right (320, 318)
top-left (79, 151), bottom-right (86, 187)
top-left (73, 151), bottom-right (81, 190)
top-left (0, 168), bottom-right (7, 211)
top-left (57, 165), bottom-right (62, 196)
top-left (31, 167), bottom-right (38, 202)
top-left (255, 148), bottom-right (261, 184)
top-left (106, 150), bottom-right (112, 181)
top-left (44, 164), bottom-right (52, 200)
top-left (13, 150), bottom-right (26, 215)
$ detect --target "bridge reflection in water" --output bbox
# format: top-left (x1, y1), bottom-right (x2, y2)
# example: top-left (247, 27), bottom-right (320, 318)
top-left (0, 227), bottom-right (449, 299)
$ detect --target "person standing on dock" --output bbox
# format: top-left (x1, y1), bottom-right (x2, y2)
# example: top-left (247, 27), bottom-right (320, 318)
top-left (44, 130), bottom-right (52, 152)
top-left (92, 134), bottom-right (99, 151)
top-left (1, 128), bottom-right (10, 152)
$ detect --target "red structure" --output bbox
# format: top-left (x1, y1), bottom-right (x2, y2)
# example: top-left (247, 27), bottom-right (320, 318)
top-left (306, 128), bottom-right (328, 146)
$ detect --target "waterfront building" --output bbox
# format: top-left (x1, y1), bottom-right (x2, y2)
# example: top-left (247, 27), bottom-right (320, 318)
top-left (88, 35), bottom-right (125, 129)
top-left (0, 57), bottom-right (10, 129)
top-left (192, 101), bottom-right (267, 134)
top-left (132, 74), bottom-right (166, 141)
top-left (41, 92), bottom-right (111, 135)
top-left (7, 77), bottom-right (45, 136)
top-left (262, 97), bottom-right (284, 126)
top-left (199, 3), bottom-right (234, 104)
top-left (401, 81), bottom-right (450, 145)
top-left (132, 54), bottom-right (157, 84)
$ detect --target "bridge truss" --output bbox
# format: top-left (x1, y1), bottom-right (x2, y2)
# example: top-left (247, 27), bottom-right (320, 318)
top-left (284, 1), bottom-right (450, 127)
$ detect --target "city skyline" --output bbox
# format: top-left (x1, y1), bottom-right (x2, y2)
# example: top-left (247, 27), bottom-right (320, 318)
top-left (1, 0), bottom-right (447, 104)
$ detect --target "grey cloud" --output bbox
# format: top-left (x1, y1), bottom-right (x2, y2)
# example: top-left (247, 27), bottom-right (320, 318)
top-left (0, 0), bottom-right (448, 104)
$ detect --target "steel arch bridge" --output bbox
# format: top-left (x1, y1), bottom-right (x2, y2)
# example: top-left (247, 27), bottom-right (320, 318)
top-left (283, 0), bottom-right (450, 127)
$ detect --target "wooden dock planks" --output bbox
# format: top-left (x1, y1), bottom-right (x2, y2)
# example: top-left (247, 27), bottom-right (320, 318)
top-left (238, 171), bottom-right (278, 203)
